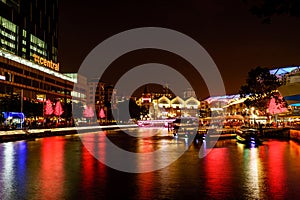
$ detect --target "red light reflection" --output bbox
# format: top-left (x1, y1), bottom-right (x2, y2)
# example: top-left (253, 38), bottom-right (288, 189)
top-left (39, 137), bottom-right (65, 199)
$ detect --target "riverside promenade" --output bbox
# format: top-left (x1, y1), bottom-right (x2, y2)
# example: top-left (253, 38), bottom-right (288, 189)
top-left (0, 124), bottom-right (138, 143)
top-left (1, 125), bottom-right (300, 144)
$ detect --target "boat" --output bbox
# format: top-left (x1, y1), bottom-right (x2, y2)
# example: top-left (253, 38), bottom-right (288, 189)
top-left (171, 117), bottom-right (199, 138)
top-left (236, 128), bottom-right (262, 145)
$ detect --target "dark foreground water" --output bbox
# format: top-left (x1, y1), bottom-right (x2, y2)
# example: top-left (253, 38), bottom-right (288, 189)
top-left (1, 128), bottom-right (300, 200)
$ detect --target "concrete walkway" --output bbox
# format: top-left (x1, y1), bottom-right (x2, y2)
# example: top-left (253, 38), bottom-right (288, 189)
top-left (0, 124), bottom-right (139, 136)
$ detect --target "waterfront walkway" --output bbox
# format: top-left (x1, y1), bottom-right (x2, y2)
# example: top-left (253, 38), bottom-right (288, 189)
top-left (0, 124), bottom-right (139, 142)
top-left (1, 125), bottom-right (299, 143)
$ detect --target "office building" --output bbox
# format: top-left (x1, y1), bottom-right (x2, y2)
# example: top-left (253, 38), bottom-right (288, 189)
top-left (0, 0), bottom-right (75, 120)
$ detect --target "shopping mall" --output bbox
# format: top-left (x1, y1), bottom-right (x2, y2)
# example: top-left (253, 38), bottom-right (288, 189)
top-left (0, 0), bottom-right (81, 127)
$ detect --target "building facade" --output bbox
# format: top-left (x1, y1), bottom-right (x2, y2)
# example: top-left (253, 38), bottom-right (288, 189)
top-left (86, 78), bottom-right (117, 121)
top-left (0, 0), bottom-right (58, 62)
top-left (0, 0), bottom-right (77, 128)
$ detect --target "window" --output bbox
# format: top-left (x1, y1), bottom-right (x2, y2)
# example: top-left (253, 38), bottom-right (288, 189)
top-left (22, 29), bottom-right (27, 37)
top-left (30, 34), bottom-right (46, 48)
top-left (0, 16), bottom-right (17, 33)
top-left (30, 72), bottom-right (37, 78)
top-left (24, 70), bottom-right (30, 76)
top-left (38, 75), bottom-right (44, 80)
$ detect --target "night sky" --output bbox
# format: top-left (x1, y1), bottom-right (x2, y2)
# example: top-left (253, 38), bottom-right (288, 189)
top-left (58, 0), bottom-right (300, 98)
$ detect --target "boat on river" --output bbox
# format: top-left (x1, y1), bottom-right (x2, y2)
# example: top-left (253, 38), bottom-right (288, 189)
top-left (171, 117), bottom-right (199, 138)
top-left (236, 128), bottom-right (262, 145)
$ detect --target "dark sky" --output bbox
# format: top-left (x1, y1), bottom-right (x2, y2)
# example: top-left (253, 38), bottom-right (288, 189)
top-left (58, 0), bottom-right (300, 98)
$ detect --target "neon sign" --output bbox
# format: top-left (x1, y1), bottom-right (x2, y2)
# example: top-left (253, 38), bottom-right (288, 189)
top-left (33, 54), bottom-right (60, 71)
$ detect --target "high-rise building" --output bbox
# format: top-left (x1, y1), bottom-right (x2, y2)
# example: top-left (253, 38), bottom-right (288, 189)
top-left (0, 0), bottom-right (76, 124)
top-left (0, 0), bottom-right (58, 62)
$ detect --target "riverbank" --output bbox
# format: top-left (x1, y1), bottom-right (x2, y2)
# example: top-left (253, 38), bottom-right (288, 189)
top-left (1, 125), bottom-right (300, 144)
top-left (0, 124), bottom-right (138, 143)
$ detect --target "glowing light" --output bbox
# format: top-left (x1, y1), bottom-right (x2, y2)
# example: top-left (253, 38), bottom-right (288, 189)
top-left (0, 49), bottom-right (75, 82)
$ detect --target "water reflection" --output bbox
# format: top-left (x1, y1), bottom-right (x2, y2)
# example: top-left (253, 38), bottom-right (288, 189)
top-left (241, 145), bottom-right (261, 199)
top-left (39, 137), bottom-right (65, 199)
top-left (204, 145), bottom-right (233, 199)
top-left (81, 133), bottom-right (107, 199)
top-left (0, 130), bottom-right (300, 199)
top-left (1, 143), bottom-right (15, 200)
top-left (265, 140), bottom-right (288, 199)
top-left (15, 141), bottom-right (27, 198)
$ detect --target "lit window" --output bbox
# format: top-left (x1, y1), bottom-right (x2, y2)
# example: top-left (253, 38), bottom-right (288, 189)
top-left (23, 30), bottom-right (27, 37)
top-left (0, 16), bottom-right (17, 33)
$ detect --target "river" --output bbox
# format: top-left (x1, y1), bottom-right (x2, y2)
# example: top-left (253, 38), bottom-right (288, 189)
top-left (0, 128), bottom-right (300, 199)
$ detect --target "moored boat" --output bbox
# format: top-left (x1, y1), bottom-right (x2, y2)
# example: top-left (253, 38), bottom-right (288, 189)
top-left (171, 117), bottom-right (199, 138)
top-left (236, 128), bottom-right (262, 145)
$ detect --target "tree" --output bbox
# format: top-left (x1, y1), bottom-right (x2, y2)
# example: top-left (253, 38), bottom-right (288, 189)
top-left (54, 101), bottom-right (64, 117)
top-left (44, 99), bottom-right (53, 116)
top-left (0, 94), bottom-right (21, 113)
top-left (99, 108), bottom-right (106, 119)
top-left (243, 0), bottom-right (300, 23)
top-left (239, 66), bottom-right (281, 112)
top-left (268, 95), bottom-right (288, 115)
top-left (116, 99), bottom-right (141, 121)
top-left (83, 105), bottom-right (95, 119)
top-left (23, 100), bottom-right (43, 117)
top-left (268, 94), bottom-right (288, 123)
top-left (62, 102), bottom-right (72, 120)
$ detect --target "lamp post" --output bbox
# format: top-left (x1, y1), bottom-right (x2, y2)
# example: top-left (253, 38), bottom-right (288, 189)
top-left (20, 89), bottom-right (23, 129)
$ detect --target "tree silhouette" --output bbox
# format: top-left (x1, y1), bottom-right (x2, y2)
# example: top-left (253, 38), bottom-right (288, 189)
top-left (243, 0), bottom-right (300, 23)
top-left (117, 99), bottom-right (141, 121)
top-left (0, 94), bottom-right (20, 113)
top-left (23, 100), bottom-right (43, 117)
top-left (239, 66), bottom-right (281, 112)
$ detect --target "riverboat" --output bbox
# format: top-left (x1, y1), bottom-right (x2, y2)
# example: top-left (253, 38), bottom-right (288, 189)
top-left (236, 128), bottom-right (262, 145)
top-left (171, 117), bottom-right (199, 138)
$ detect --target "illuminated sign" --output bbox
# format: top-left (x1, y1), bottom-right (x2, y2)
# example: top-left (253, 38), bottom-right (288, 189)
top-left (0, 75), bottom-right (5, 80)
top-left (142, 98), bottom-right (151, 102)
top-left (33, 54), bottom-right (60, 71)
top-left (36, 94), bottom-right (46, 102)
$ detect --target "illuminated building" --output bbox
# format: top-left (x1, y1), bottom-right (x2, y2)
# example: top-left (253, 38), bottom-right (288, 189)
top-left (64, 73), bottom-right (87, 104)
top-left (270, 66), bottom-right (300, 106)
top-left (0, 0), bottom-right (76, 119)
top-left (0, 0), bottom-right (58, 62)
top-left (86, 78), bottom-right (117, 121)
top-left (137, 94), bottom-right (201, 119)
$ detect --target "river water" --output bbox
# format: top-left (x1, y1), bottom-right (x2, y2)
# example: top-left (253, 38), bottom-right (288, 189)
top-left (0, 128), bottom-right (300, 200)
